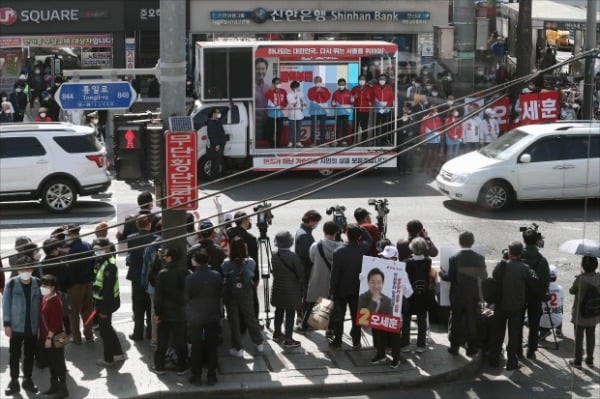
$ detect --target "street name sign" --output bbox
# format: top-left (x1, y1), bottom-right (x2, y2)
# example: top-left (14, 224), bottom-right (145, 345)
top-left (55, 81), bottom-right (137, 110)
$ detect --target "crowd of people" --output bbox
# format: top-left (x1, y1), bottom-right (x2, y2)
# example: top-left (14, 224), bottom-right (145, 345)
top-left (1, 191), bottom-right (599, 395)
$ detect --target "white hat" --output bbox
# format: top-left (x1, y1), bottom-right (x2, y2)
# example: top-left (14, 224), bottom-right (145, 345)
top-left (549, 265), bottom-right (558, 279)
top-left (379, 245), bottom-right (398, 259)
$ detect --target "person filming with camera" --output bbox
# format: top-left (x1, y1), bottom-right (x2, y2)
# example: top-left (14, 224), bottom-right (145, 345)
top-left (520, 225), bottom-right (550, 360)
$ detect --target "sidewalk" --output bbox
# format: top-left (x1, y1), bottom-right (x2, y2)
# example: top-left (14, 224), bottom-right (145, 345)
top-left (0, 306), bottom-right (477, 398)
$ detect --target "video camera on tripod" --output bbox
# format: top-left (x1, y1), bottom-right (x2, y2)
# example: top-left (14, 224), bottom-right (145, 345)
top-left (254, 201), bottom-right (274, 239)
top-left (326, 204), bottom-right (347, 232)
top-left (520, 223), bottom-right (544, 248)
top-left (368, 198), bottom-right (389, 238)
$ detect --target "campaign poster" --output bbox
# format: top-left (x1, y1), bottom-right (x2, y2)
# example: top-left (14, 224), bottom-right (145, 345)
top-left (438, 246), bottom-right (485, 307)
top-left (355, 256), bottom-right (408, 333)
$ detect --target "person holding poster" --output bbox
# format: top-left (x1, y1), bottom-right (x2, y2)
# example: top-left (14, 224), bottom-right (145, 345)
top-left (329, 225), bottom-right (368, 349)
top-left (400, 238), bottom-right (433, 353)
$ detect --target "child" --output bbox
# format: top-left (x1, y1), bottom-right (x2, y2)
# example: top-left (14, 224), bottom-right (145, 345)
top-left (539, 265), bottom-right (564, 340)
top-left (569, 256), bottom-right (600, 369)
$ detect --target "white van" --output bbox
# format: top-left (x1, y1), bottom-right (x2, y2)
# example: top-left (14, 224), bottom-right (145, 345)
top-left (436, 121), bottom-right (600, 210)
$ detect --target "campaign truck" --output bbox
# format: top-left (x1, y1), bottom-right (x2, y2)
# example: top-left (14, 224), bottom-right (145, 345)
top-left (191, 41), bottom-right (399, 177)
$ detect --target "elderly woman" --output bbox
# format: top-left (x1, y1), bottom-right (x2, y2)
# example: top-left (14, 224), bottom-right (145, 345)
top-left (399, 237), bottom-right (433, 353)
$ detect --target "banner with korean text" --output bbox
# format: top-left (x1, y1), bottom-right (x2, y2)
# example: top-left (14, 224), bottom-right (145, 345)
top-left (356, 256), bottom-right (411, 333)
top-left (519, 91), bottom-right (560, 125)
top-left (165, 131), bottom-right (197, 211)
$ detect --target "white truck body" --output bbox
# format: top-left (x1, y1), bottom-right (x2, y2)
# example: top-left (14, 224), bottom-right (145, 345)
top-left (192, 41), bottom-right (399, 176)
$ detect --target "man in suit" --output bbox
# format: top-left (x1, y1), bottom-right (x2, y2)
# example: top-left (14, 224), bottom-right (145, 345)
top-left (442, 231), bottom-right (487, 356)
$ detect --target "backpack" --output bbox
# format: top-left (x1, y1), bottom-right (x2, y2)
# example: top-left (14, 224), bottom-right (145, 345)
top-left (580, 283), bottom-right (600, 318)
top-left (225, 260), bottom-right (250, 299)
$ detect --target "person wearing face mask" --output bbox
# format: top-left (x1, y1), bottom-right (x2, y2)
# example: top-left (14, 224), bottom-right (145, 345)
top-left (330, 78), bottom-right (353, 146)
top-left (27, 65), bottom-right (46, 97)
top-left (406, 77), bottom-right (423, 104)
top-left (397, 103), bottom-right (415, 175)
top-left (1, 101), bottom-right (14, 123)
top-left (9, 84), bottom-right (28, 122)
top-left (24, 95), bottom-right (41, 122)
top-left (64, 224), bottom-right (95, 344)
top-left (185, 247), bottom-right (222, 386)
top-left (307, 76), bottom-right (331, 146)
top-left (40, 91), bottom-right (61, 122)
top-left (3, 262), bottom-right (42, 396)
top-left (264, 77), bottom-right (288, 147)
top-left (351, 74), bottom-right (373, 143)
top-left (206, 108), bottom-right (227, 178)
top-left (445, 109), bottom-right (463, 160)
top-left (294, 210), bottom-right (322, 323)
top-left (86, 111), bottom-right (102, 141)
top-left (286, 80), bottom-right (306, 148)
top-left (482, 109), bottom-right (500, 144)
top-left (419, 107), bottom-right (443, 176)
top-left (372, 74), bottom-right (394, 146)
top-left (92, 238), bottom-right (126, 367)
top-left (461, 103), bottom-right (482, 153)
top-left (34, 106), bottom-right (52, 122)
top-left (38, 274), bottom-right (69, 398)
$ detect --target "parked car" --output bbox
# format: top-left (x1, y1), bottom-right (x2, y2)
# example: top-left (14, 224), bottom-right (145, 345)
top-left (436, 121), bottom-right (600, 210)
top-left (0, 122), bottom-right (111, 213)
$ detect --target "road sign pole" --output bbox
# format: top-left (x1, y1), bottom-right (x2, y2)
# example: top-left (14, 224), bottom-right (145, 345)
top-left (159, 0), bottom-right (188, 267)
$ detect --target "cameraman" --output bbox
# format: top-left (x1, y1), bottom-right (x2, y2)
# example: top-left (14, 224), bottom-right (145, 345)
top-left (396, 220), bottom-right (439, 260)
top-left (520, 228), bottom-right (550, 359)
top-left (354, 207), bottom-right (380, 257)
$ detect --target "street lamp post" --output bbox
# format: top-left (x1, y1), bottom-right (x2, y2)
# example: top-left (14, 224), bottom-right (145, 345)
top-left (582, 0), bottom-right (598, 120)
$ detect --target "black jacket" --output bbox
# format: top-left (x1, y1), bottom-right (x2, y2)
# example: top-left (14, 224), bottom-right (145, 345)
top-left (154, 264), bottom-right (190, 322)
top-left (521, 245), bottom-right (550, 294)
top-left (226, 226), bottom-right (259, 283)
top-left (94, 257), bottom-right (120, 315)
top-left (494, 259), bottom-right (529, 312)
top-left (207, 119), bottom-right (226, 147)
top-left (41, 254), bottom-right (69, 292)
top-left (67, 238), bottom-right (95, 284)
top-left (188, 239), bottom-right (226, 275)
top-left (185, 265), bottom-right (222, 325)
top-left (294, 224), bottom-right (314, 274)
top-left (444, 249), bottom-right (487, 305)
top-left (330, 242), bottom-right (367, 298)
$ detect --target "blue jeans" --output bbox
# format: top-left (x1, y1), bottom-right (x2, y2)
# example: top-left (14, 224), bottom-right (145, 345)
top-left (446, 142), bottom-right (461, 160)
top-left (311, 114), bottom-right (327, 143)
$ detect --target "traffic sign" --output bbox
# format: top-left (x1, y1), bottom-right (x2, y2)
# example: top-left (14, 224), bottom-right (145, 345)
top-left (55, 81), bottom-right (137, 110)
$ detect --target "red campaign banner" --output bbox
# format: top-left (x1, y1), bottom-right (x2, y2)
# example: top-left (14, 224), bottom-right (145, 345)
top-left (488, 97), bottom-right (511, 132)
top-left (356, 310), bottom-right (401, 333)
top-left (165, 131), bottom-right (197, 211)
top-left (518, 91), bottom-right (560, 126)
top-left (255, 44), bottom-right (397, 61)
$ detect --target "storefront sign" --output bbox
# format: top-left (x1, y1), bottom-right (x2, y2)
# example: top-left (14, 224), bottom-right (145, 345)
top-left (0, 7), bottom-right (79, 25)
top-left (165, 131), bottom-right (198, 211)
top-left (0, 34), bottom-right (113, 48)
top-left (252, 151), bottom-right (396, 171)
top-left (82, 51), bottom-right (112, 67)
top-left (211, 8), bottom-right (430, 25)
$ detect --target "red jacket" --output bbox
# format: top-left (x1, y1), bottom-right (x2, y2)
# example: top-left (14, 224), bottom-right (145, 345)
top-left (264, 88), bottom-right (288, 108)
top-left (372, 84), bottom-right (394, 107)
top-left (331, 89), bottom-right (353, 106)
top-left (445, 116), bottom-right (463, 141)
top-left (351, 85), bottom-right (373, 112)
top-left (40, 295), bottom-right (64, 340)
top-left (307, 86), bottom-right (331, 104)
top-left (34, 116), bottom-right (53, 122)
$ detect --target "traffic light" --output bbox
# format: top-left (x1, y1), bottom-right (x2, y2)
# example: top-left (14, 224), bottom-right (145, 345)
top-left (114, 124), bottom-right (145, 181)
top-left (145, 123), bottom-right (164, 179)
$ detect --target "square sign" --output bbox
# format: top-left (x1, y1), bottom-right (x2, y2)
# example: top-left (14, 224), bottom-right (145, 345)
top-left (165, 131), bottom-right (197, 210)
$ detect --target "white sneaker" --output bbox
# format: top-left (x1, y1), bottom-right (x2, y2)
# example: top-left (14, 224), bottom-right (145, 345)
top-left (288, 142), bottom-right (293, 148)
top-left (256, 343), bottom-right (264, 353)
top-left (400, 346), bottom-right (411, 353)
top-left (296, 142), bottom-right (304, 147)
top-left (229, 348), bottom-right (244, 358)
top-left (416, 346), bottom-right (426, 353)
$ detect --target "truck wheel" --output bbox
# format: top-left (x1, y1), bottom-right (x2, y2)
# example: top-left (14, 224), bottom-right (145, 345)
top-left (478, 180), bottom-right (513, 211)
top-left (198, 155), bottom-right (222, 180)
top-left (41, 179), bottom-right (77, 213)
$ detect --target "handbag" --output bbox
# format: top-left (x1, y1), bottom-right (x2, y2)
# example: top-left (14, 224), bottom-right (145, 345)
top-left (308, 297), bottom-right (334, 330)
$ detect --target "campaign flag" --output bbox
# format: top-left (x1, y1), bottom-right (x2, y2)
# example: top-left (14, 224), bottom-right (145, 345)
top-left (356, 256), bottom-right (411, 333)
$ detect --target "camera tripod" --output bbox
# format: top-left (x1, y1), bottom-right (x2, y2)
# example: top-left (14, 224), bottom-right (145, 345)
top-left (376, 213), bottom-right (388, 239)
top-left (257, 227), bottom-right (273, 328)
